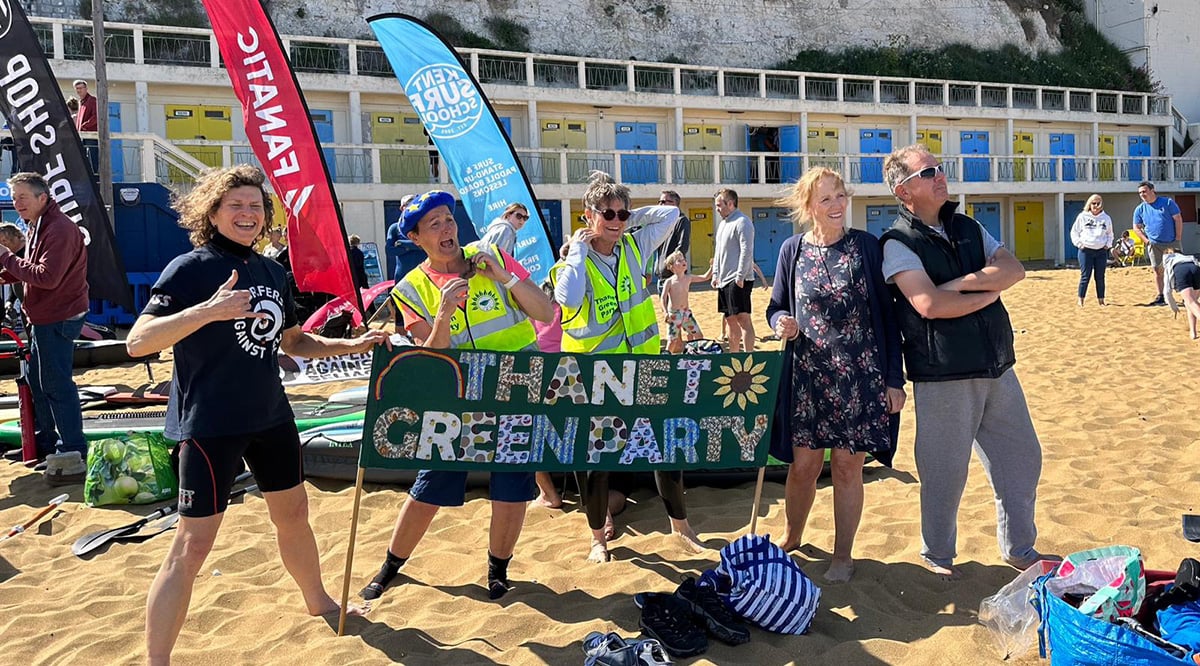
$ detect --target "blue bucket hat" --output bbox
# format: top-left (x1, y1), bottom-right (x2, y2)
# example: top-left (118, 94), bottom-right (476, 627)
top-left (400, 190), bottom-right (455, 235)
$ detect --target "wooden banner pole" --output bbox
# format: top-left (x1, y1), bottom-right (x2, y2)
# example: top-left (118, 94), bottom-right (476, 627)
top-left (748, 466), bottom-right (766, 535)
top-left (338, 466), bottom-right (367, 636)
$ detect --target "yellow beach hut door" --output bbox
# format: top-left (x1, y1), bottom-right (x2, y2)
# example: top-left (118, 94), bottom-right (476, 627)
top-left (1014, 202), bottom-right (1045, 261)
top-left (689, 207), bottom-right (713, 272)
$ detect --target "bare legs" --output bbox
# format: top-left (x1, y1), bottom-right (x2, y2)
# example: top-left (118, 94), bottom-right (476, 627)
top-left (385, 495), bottom-right (526, 561)
top-left (725, 313), bottom-right (755, 352)
top-left (146, 514), bottom-right (223, 666)
top-left (533, 472), bottom-right (562, 508)
top-left (146, 486), bottom-right (357, 665)
top-left (1180, 288), bottom-right (1200, 339)
top-left (778, 448), bottom-right (866, 583)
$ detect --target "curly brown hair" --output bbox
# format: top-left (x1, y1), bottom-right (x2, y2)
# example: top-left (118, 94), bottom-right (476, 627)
top-left (173, 165), bottom-right (276, 248)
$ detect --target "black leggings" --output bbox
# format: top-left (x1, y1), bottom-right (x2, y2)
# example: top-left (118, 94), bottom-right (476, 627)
top-left (574, 471), bottom-right (687, 530)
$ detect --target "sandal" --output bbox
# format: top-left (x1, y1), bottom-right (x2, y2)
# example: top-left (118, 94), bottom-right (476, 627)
top-left (583, 632), bottom-right (627, 657)
top-left (583, 632), bottom-right (639, 666)
top-left (633, 638), bottom-right (673, 665)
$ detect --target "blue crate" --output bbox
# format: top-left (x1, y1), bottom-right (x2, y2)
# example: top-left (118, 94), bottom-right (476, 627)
top-left (88, 271), bottom-right (159, 327)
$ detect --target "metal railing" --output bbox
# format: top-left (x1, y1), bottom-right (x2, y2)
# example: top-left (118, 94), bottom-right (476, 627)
top-left (32, 16), bottom-right (1171, 119)
top-left (131, 136), bottom-right (1200, 188)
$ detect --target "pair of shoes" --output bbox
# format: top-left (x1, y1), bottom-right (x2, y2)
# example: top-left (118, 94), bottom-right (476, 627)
top-left (1003, 551), bottom-right (1062, 570)
top-left (636, 592), bottom-right (708, 658)
top-left (44, 451), bottom-right (85, 486)
top-left (673, 577), bottom-right (750, 645)
top-left (582, 632), bottom-right (670, 666)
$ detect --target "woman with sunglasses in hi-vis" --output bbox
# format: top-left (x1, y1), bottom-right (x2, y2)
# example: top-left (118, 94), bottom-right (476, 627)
top-left (551, 170), bottom-right (704, 563)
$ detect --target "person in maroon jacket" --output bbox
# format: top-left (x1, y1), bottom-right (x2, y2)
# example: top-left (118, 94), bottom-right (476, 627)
top-left (0, 172), bottom-right (89, 480)
top-left (73, 80), bottom-right (99, 176)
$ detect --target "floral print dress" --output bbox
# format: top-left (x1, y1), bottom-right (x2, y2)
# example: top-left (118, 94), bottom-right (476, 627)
top-left (789, 235), bottom-right (890, 452)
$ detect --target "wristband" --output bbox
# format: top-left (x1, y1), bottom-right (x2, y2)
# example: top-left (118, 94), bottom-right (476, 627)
top-left (501, 274), bottom-right (520, 290)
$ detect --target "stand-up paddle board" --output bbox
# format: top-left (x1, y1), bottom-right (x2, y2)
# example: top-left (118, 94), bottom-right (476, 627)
top-left (328, 386), bottom-right (367, 406)
top-left (0, 399), bottom-right (365, 446)
top-left (297, 422), bottom-right (791, 487)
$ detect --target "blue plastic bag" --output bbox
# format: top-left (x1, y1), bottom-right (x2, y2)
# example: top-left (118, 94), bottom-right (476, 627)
top-left (1034, 573), bottom-right (1191, 665)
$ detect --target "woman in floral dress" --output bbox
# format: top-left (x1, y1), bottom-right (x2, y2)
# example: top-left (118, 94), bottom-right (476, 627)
top-left (766, 167), bottom-right (906, 583)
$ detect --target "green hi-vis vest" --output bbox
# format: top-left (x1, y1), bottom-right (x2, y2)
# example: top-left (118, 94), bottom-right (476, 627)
top-left (554, 235), bottom-right (660, 354)
top-left (391, 243), bottom-right (538, 352)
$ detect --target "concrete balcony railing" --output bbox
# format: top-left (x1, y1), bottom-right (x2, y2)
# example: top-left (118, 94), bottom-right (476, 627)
top-left (32, 16), bottom-right (1172, 120)
top-left (131, 140), bottom-right (1200, 190)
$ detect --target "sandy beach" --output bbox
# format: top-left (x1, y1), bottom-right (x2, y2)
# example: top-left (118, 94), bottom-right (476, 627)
top-left (0, 263), bottom-right (1197, 665)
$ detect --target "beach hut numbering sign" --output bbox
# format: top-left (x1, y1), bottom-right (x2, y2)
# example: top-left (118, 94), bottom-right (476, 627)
top-left (358, 347), bottom-right (784, 472)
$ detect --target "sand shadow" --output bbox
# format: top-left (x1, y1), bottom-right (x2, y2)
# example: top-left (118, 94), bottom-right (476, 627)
top-left (333, 614), bottom-right (504, 665)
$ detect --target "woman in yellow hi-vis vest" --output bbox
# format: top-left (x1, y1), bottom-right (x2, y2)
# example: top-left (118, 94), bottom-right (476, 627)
top-left (552, 171), bottom-right (704, 563)
top-left (362, 190), bottom-right (555, 603)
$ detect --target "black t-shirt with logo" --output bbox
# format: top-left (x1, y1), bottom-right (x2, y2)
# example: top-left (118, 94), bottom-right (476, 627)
top-left (144, 233), bottom-right (298, 440)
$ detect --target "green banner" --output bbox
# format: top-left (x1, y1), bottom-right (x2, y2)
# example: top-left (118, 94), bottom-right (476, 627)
top-left (358, 347), bottom-right (784, 472)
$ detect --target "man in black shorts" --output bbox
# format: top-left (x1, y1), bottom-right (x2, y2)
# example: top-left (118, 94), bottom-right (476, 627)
top-left (711, 188), bottom-right (756, 351)
top-left (127, 165), bottom-right (389, 665)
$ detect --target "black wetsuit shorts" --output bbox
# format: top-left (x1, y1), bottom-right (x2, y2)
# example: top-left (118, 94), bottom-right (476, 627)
top-left (176, 420), bottom-right (303, 517)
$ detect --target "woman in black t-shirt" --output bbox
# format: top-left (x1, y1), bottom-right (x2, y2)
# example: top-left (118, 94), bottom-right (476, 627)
top-left (127, 165), bottom-right (389, 663)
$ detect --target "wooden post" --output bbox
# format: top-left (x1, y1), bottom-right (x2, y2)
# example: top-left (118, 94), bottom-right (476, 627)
top-left (337, 466), bottom-right (367, 636)
top-left (748, 467), bottom-right (766, 535)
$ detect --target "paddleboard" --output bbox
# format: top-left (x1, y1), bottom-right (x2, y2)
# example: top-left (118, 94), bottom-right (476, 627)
top-left (328, 386), bottom-right (367, 406)
top-left (301, 421), bottom-right (420, 484)
top-left (0, 385), bottom-right (117, 408)
top-left (0, 399), bottom-right (364, 446)
top-left (0, 340), bottom-right (157, 375)
top-left (297, 421), bottom-right (790, 487)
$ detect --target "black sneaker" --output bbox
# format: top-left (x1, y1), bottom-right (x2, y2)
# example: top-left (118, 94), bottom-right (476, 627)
top-left (638, 592), bottom-right (707, 658)
top-left (1151, 295), bottom-right (1167, 306)
top-left (674, 577), bottom-right (750, 646)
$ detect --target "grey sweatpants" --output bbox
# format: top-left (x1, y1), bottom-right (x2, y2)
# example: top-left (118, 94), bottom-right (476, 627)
top-left (913, 369), bottom-right (1042, 567)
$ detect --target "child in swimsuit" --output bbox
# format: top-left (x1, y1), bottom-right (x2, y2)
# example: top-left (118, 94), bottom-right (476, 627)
top-left (659, 250), bottom-right (711, 353)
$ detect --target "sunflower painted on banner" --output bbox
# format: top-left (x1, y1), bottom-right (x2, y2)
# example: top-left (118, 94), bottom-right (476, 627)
top-left (714, 355), bottom-right (771, 409)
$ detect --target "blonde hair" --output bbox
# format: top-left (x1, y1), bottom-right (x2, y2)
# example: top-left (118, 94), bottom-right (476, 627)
top-left (173, 165), bottom-right (275, 248)
top-left (503, 202), bottom-right (528, 217)
top-left (777, 167), bottom-right (849, 227)
top-left (581, 170), bottom-right (629, 210)
top-left (1085, 194), bottom-right (1103, 210)
top-left (665, 250), bottom-right (687, 269)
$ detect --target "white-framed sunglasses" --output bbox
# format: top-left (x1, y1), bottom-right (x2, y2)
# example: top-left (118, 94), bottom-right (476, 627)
top-left (895, 163), bottom-right (945, 188)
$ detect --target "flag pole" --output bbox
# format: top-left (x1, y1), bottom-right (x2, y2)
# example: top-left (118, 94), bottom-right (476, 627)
top-left (91, 0), bottom-right (111, 209)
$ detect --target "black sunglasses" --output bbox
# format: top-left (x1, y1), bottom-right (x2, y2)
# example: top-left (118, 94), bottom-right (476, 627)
top-left (512, 212), bottom-right (530, 221)
top-left (592, 207), bottom-right (631, 222)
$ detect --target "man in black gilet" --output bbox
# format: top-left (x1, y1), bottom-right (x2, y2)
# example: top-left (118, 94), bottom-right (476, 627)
top-left (880, 144), bottom-right (1052, 579)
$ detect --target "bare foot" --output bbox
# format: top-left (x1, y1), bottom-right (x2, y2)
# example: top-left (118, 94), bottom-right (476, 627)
top-left (587, 541), bottom-right (611, 563)
top-left (672, 529), bottom-right (707, 555)
top-left (777, 536), bottom-right (803, 552)
top-left (532, 492), bottom-right (562, 509)
top-left (310, 595), bottom-right (366, 617)
top-left (823, 558), bottom-right (855, 583)
top-left (603, 512), bottom-right (616, 541)
top-left (920, 557), bottom-right (962, 581)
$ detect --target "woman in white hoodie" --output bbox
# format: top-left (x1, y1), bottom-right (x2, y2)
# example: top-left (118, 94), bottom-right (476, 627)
top-left (1070, 194), bottom-right (1114, 307)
